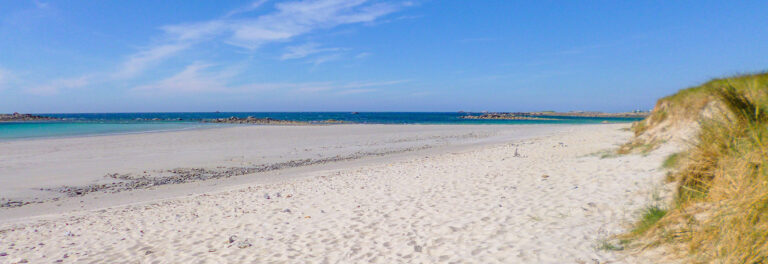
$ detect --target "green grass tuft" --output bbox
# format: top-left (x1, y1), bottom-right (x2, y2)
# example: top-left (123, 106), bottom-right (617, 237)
top-left (632, 205), bottom-right (667, 235)
top-left (597, 239), bottom-right (625, 251)
top-left (662, 153), bottom-right (681, 169)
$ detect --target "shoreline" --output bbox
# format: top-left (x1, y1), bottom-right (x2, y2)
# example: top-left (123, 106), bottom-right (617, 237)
top-left (0, 124), bottom-right (576, 220)
top-left (0, 122), bottom-right (228, 143)
top-left (0, 112), bottom-right (642, 142)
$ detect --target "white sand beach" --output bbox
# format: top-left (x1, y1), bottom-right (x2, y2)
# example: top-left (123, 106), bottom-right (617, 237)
top-left (0, 124), bottom-right (673, 263)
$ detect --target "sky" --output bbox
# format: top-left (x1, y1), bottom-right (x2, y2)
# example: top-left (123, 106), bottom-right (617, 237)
top-left (1, 0), bottom-right (767, 113)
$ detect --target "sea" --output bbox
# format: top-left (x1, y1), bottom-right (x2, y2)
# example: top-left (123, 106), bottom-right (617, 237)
top-left (0, 112), bottom-right (643, 141)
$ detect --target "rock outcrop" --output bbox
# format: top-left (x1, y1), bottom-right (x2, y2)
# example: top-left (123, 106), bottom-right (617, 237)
top-left (0, 113), bottom-right (58, 122)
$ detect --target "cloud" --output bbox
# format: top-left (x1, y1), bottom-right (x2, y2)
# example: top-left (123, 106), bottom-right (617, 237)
top-left (165, 0), bottom-right (402, 50)
top-left (114, 43), bottom-right (189, 78)
top-left (295, 79), bottom-right (409, 93)
top-left (224, 0), bottom-right (269, 18)
top-left (131, 63), bottom-right (234, 94)
top-left (27, 75), bottom-right (92, 95)
top-left (308, 53), bottom-right (343, 65)
top-left (354, 52), bottom-right (371, 59)
top-left (114, 0), bottom-right (405, 79)
top-left (129, 57), bottom-right (409, 96)
top-left (33, 1), bottom-right (50, 9)
top-left (340, 79), bottom-right (410, 88)
top-left (281, 43), bottom-right (339, 60)
top-left (295, 84), bottom-right (333, 93)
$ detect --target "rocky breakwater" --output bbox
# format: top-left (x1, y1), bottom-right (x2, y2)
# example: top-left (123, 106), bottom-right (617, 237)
top-left (527, 111), bottom-right (650, 118)
top-left (460, 113), bottom-right (556, 121)
top-left (0, 112), bottom-right (59, 122)
top-left (202, 116), bottom-right (350, 125)
top-left (203, 116), bottom-right (309, 125)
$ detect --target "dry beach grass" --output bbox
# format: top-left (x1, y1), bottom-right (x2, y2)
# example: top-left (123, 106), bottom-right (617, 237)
top-left (624, 73), bottom-right (768, 263)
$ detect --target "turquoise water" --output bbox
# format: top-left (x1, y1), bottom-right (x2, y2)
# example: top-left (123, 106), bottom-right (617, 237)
top-left (0, 112), bottom-right (643, 141)
top-left (0, 121), bottom-right (218, 140)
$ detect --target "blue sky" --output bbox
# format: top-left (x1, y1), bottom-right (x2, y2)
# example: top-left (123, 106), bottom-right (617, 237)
top-left (1, 0), bottom-right (767, 113)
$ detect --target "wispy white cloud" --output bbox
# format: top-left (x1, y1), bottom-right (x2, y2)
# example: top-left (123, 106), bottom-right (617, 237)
top-left (27, 75), bottom-right (92, 95)
top-left (130, 62), bottom-right (235, 94)
top-left (114, 43), bottom-right (189, 79)
top-left (410, 91), bottom-right (432, 96)
top-left (224, 0), bottom-right (269, 18)
top-left (339, 79), bottom-right (410, 88)
top-left (281, 42), bottom-right (339, 60)
top-left (354, 52), bottom-right (371, 59)
top-left (308, 53), bottom-right (343, 65)
top-left (295, 79), bottom-right (409, 93)
top-left (33, 0), bottom-right (49, 9)
top-left (132, 70), bottom-right (406, 96)
top-left (164, 0), bottom-right (402, 50)
top-left (114, 0), bottom-right (405, 79)
top-left (295, 84), bottom-right (334, 93)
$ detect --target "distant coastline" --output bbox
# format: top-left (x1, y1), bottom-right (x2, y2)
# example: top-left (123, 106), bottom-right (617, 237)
top-left (459, 111), bottom-right (650, 120)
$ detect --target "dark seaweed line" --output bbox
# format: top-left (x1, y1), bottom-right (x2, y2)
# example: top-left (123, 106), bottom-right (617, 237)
top-left (1, 145), bottom-right (432, 208)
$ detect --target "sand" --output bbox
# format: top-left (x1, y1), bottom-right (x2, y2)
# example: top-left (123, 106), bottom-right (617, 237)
top-left (0, 124), bottom-right (674, 263)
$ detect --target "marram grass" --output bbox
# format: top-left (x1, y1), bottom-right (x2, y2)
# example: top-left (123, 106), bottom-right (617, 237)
top-left (628, 73), bottom-right (768, 263)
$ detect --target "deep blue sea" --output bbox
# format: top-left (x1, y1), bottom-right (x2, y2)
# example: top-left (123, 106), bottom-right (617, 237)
top-left (0, 112), bottom-right (643, 141)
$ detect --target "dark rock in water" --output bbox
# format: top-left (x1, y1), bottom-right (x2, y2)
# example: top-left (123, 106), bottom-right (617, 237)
top-left (459, 113), bottom-right (555, 121)
top-left (0, 113), bottom-right (59, 122)
top-left (201, 116), bottom-right (348, 125)
top-left (202, 116), bottom-right (307, 125)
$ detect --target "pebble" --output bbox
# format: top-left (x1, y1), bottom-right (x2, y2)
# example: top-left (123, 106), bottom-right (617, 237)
top-left (236, 239), bottom-right (252, 249)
